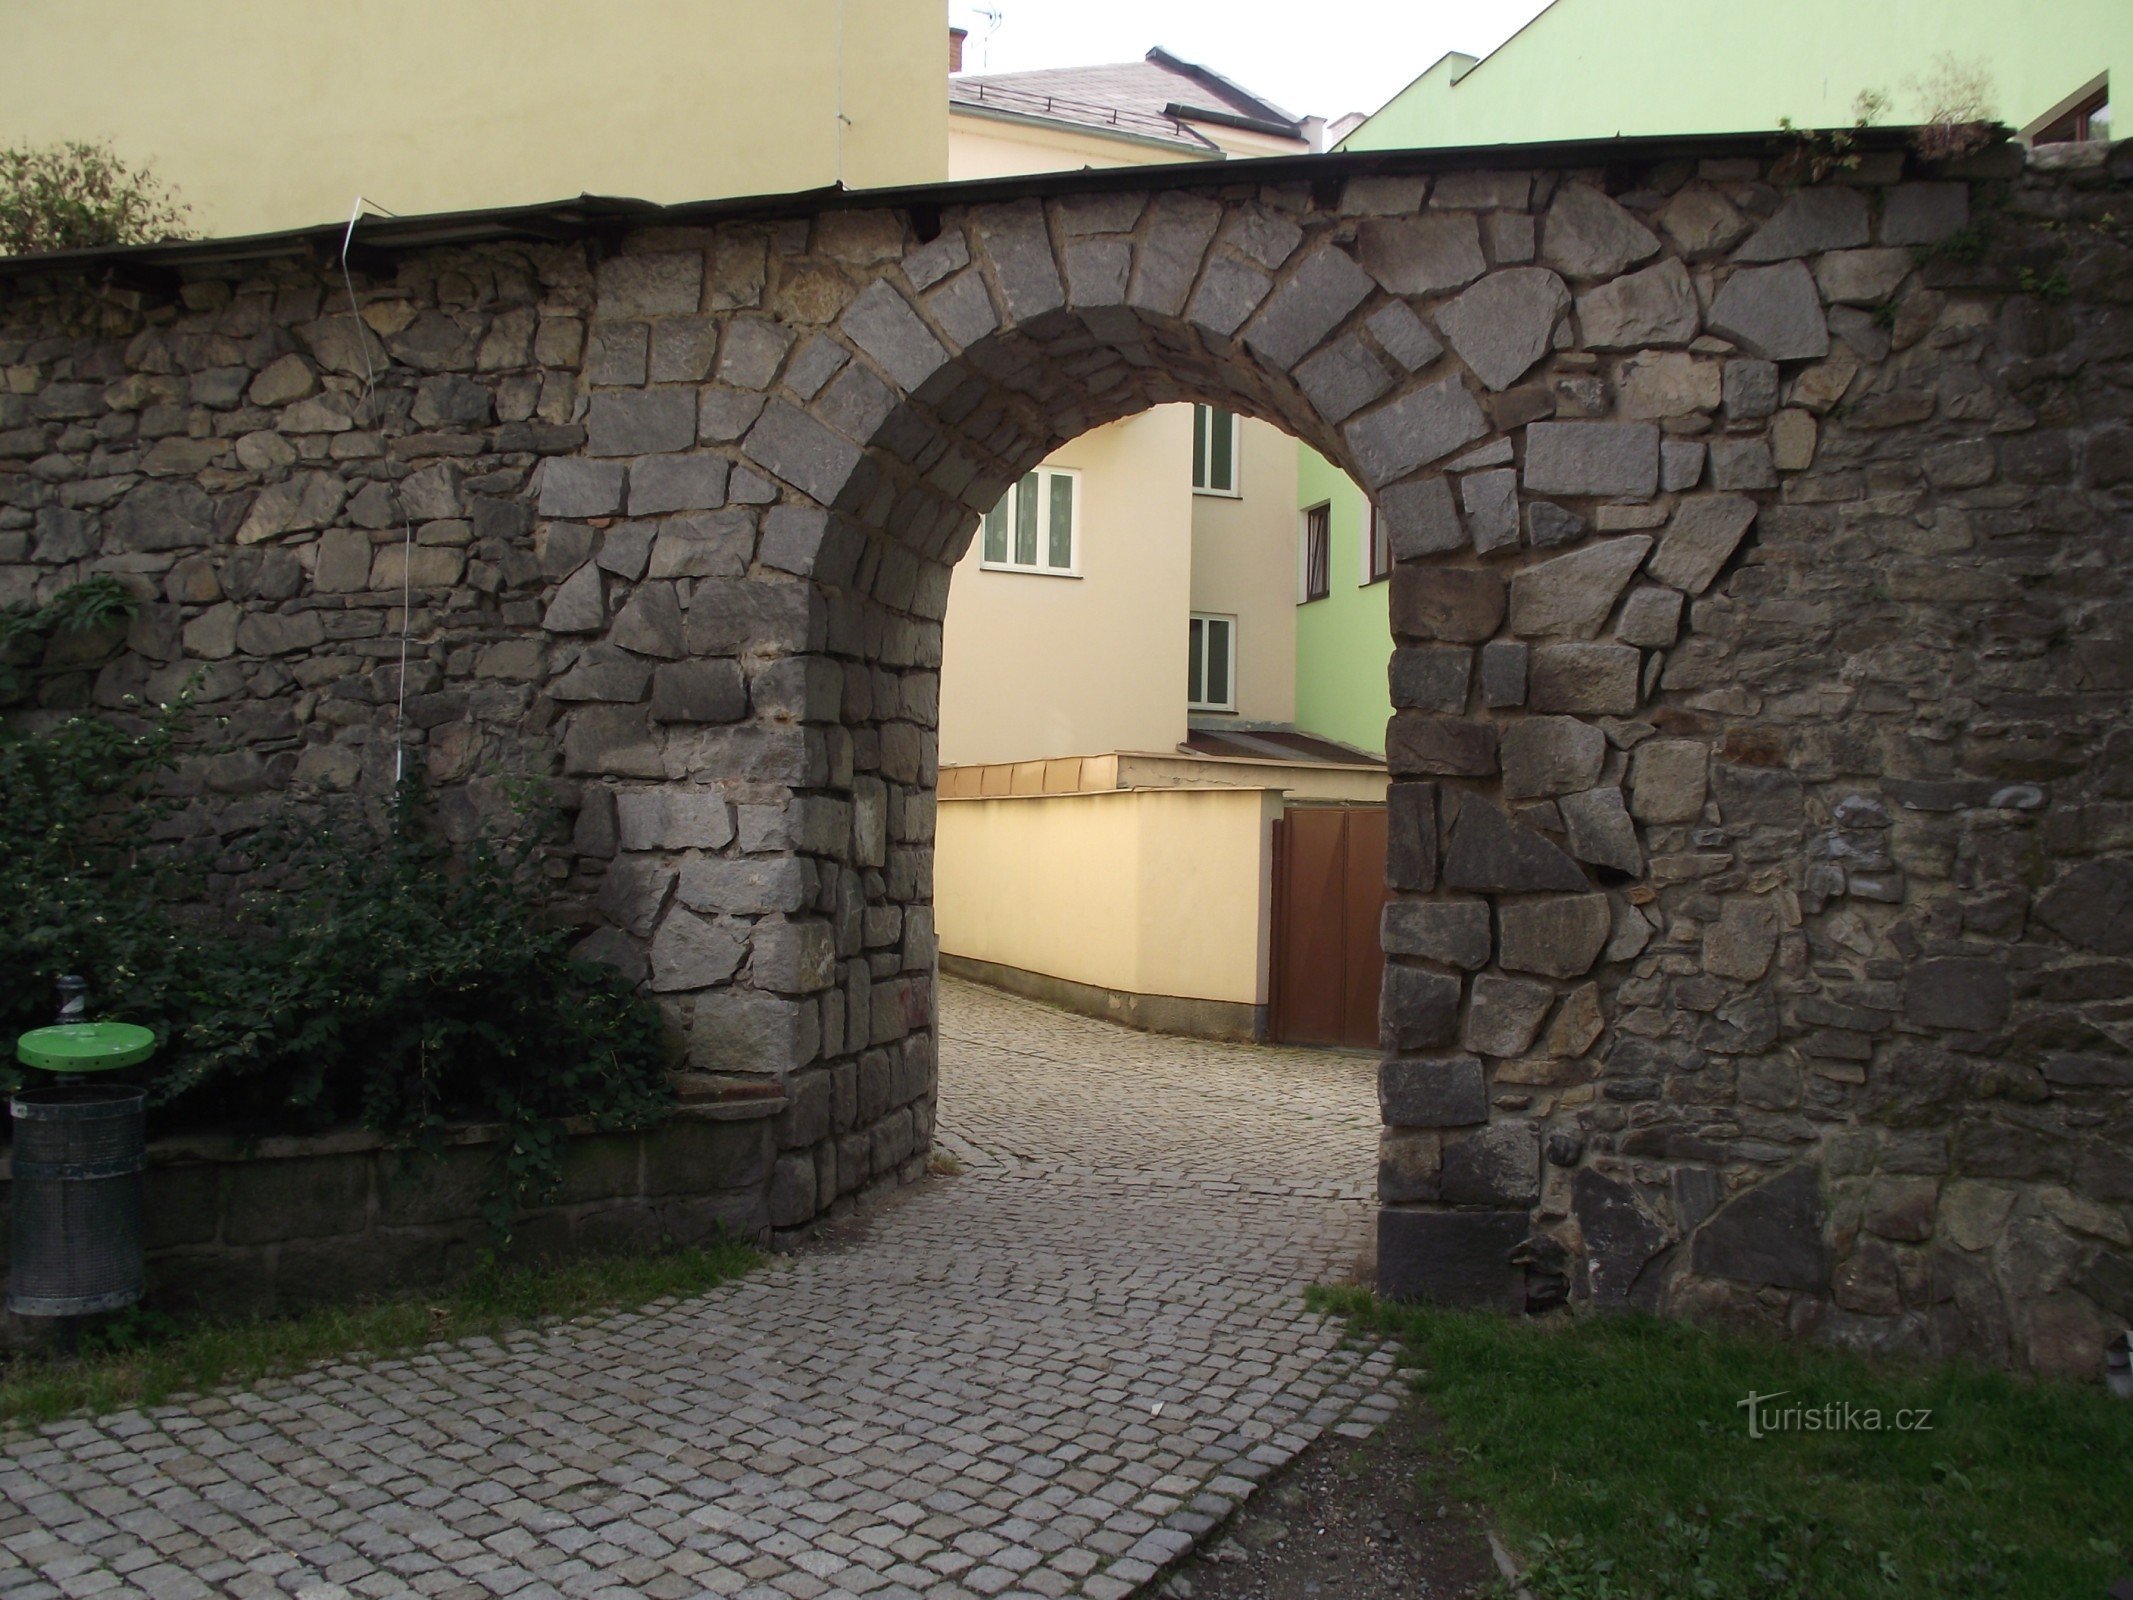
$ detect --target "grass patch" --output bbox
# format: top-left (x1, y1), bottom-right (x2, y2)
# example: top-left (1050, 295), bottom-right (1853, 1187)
top-left (0, 1241), bottom-right (759, 1430)
top-left (1311, 1286), bottom-right (2133, 1600)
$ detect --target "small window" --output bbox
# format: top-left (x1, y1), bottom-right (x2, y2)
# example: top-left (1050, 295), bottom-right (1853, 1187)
top-left (1192, 404), bottom-right (1241, 495)
top-left (979, 467), bottom-right (1080, 575)
top-left (1364, 503), bottom-right (1391, 585)
top-left (2034, 85), bottom-right (2109, 143)
top-left (1188, 613), bottom-right (1236, 712)
top-left (1299, 503), bottom-right (1330, 603)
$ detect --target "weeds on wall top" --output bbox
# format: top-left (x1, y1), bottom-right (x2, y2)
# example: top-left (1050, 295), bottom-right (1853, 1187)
top-left (0, 140), bottom-right (192, 257)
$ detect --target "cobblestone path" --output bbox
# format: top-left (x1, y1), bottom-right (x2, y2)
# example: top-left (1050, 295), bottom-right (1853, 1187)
top-left (0, 982), bottom-right (1393, 1600)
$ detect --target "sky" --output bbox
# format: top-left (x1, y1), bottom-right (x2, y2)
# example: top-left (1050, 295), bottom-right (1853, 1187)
top-left (946, 0), bottom-right (1558, 126)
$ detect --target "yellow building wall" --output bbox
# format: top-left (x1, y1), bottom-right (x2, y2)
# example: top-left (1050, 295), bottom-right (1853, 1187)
top-left (935, 788), bottom-right (1281, 1006)
top-left (939, 408), bottom-right (1195, 767)
top-left (0, 0), bottom-right (948, 239)
top-left (946, 114), bottom-right (1202, 179)
top-left (1189, 414), bottom-right (1299, 728)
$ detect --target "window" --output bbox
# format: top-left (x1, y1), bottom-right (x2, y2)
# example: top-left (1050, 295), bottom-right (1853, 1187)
top-left (2033, 84), bottom-right (2109, 143)
top-left (1363, 503), bottom-right (1391, 585)
top-left (1188, 613), bottom-right (1236, 711)
top-left (1299, 503), bottom-right (1330, 603)
top-left (979, 467), bottom-right (1079, 575)
top-left (1192, 404), bottom-right (1240, 495)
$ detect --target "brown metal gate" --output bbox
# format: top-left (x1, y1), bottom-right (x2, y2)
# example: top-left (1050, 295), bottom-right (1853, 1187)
top-left (1268, 805), bottom-right (1389, 1050)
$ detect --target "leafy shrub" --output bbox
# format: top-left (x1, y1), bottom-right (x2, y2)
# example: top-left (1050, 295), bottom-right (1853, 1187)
top-left (0, 698), bottom-right (673, 1234)
top-left (0, 141), bottom-right (192, 256)
top-left (0, 574), bottom-right (141, 705)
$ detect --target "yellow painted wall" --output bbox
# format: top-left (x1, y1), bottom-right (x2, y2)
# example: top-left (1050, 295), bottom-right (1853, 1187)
top-left (0, 0), bottom-right (947, 239)
top-left (935, 788), bottom-right (1281, 1006)
top-left (939, 409), bottom-right (1195, 766)
top-left (946, 113), bottom-right (1202, 179)
top-left (1189, 414), bottom-right (1299, 728)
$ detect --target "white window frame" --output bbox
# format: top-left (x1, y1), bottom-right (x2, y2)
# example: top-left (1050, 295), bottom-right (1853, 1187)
top-left (1188, 612), bottom-right (1238, 713)
top-left (1192, 404), bottom-right (1242, 497)
top-left (1298, 502), bottom-right (1330, 604)
top-left (978, 466), bottom-right (1082, 577)
top-left (1361, 502), bottom-right (1390, 586)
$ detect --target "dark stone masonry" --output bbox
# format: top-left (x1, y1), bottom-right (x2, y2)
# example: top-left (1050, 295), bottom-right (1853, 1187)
top-left (1, 132), bottom-right (2128, 1375)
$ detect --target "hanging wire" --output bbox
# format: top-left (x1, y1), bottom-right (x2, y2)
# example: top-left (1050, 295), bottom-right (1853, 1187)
top-left (335, 196), bottom-right (419, 785)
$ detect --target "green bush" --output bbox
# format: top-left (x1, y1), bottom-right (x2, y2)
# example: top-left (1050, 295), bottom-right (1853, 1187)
top-left (0, 140), bottom-right (191, 256)
top-left (0, 700), bottom-right (673, 1235)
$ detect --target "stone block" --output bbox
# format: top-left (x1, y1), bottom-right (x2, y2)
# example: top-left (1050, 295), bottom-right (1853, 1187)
top-left (768, 1153), bottom-right (818, 1229)
top-left (1709, 436), bottom-right (1776, 490)
top-left (1388, 565), bottom-right (1505, 643)
top-left (1646, 494), bottom-right (1757, 594)
top-left (1573, 1168), bottom-right (1670, 1306)
top-left (1381, 965), bottom-right (1463, 1051)
top-left (2033, 859), bottom-right (2133, 955)
top-left (688, 987), bottom-right (819, 1076)
top-left (1464, 975), bottom-right (1553, 1057)
top-left (1436, 268), bottom-right (1571, 390)
top-left (1814, 247), bottom-right (1912, 306)
top-left (1723, 359), bottom-right (1779, 420)
top-left (1499, 893), bottom-right (1610, 979)
top-left (1377, 1208), bottom-right (1528, 1309)
top-left (1295, 334), bottom-right (1395, 425)
top-left (1659, 438), bottom-right (1706, 491)
top-left (1355, 213), bottom-right (1486, 295)
top-left (1380, 474), bottom-right (1465, 558)
top-left (1440, 1123), bottom-right (1542, 1206)
top-left (1618, 351), bottom-right (1721, 419)
top-left (1615, 584), bottom-right (1682, 647)
top-left (1627, 737), bottom-right (1710, 822)
top-left (1387, 782), bottom-right (1438, 892)
top-left (647, 510), bottom-right (753, 579)
top-left (1704, 896), bottom-right (1780, 981)
top-left (616, 789), bottom-right (733, 852)
top-left (1559, 786), bottom-right (1642, 874)
top-left (1657, 183), bottom-right (1750, 258)
top-left (838, 280), bottom-right (949, 389)
top-left (629, 454), bottom-right (730, 515)
top-left (1905, 958), bottom-right (2011, 1032)
top-left (1387, 646), bottom-right (1471, 713)
top-left (742, 400), bottom-right (862, 504)
top-left (752, 919), bottom-right (838, 995)
top-left (1480, 639), bottom-right (1528, 707)
top-left (1379, 1055), bottom-right (1488, 1127)
top-left (1508, 536), bottom-right (1651, 638)
top-left (1500, 715), bottom-right (1605, 799)
top-left (1381, 899), bottom-right (1492, 969)
top-left (1540, 182), bottom-right (1661, 279)
top-left (587, 389), bottom-right (696, 456)
top-left (679, 855), bottom-right (814, 916)
top-left (1379, 1131), bottom-right (1441, 1203)
top-left (1880, 182), bottom-right (1968, 246)
top-left (650, 660), bottom-right (747, 724)
top-left (1707, 261), bottom-right (1829, 360)
top-left (1458, 467), bottom-right (1520, 552)
top-left (1343, 378), bottom-right (1489, 488)
top-left (221, 1154), bottom-right (371, 1245)
top-left (539, 458), bottom-right (627, 518)
top-left (1243, 244), bottom-right (1376, 369)
top-left (1522, 421), bottom-right (1660, 499)
top-left (1443, 796), bottom-right (1588, 893)
top-left (1527, 642), bottom-right (1641, 714)
top-left (650, 907), bottom-right (746, 992)
top-left (611, 581), bottom-right (686, 658)
top-left (1736, 186), bottom-right (1869, 261)
top-left (1365, 301), bottom-right (1445, 371)
top-left (1577, 258), bottom-right (1700, 348)
top-left (1484, 210), bottom-right (1536, 264)
top-left (1388, 714), bottom-right (1497, 778)
top-left (596, 252), bottom-right (703, 316)
top-left (1690, 1165), bottom-right (1829, 1291)
top-left (975, 201), bottom-right (1066, 322)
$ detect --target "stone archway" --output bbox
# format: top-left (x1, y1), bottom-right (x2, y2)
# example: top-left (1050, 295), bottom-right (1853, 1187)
top-left (6, 137), bottom-right (2125, 1374)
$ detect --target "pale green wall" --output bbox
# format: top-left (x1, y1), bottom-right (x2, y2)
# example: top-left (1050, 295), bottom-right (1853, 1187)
top-left (1351, 0), bottom-right (2126, 150)
top-left (1293, 448), bottom-right (1389, 757)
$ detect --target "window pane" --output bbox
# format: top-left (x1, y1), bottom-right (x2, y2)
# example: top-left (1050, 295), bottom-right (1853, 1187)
top-left (1207, 619), bottom-right (1231, 706)
top-left (982, 496), bottom-right (1008, 564)
top-left (1188, 617), bottom-right (1205, 704)
top-left (1208, 408), bottom-right (1234, 491)
top-left (1192, 405), bottom-right (1209, 488)
top-left (1047, 472), bottom-right (1074, 569)
top-left (1013, 471), bottom-right (1038, 565)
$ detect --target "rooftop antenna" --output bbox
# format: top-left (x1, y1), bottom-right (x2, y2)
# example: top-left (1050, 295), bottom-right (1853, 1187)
top-left (971, 4), bottom-right (1003, 70)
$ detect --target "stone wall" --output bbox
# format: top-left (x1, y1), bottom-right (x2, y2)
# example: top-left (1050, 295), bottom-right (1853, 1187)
top-left (0, 1097), bottom-right (782, 1334)
top-left (1, 135), bottom-right (2126, 1372)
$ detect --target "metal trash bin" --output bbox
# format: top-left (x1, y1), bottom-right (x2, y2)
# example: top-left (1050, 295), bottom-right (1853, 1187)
top-left (9, 1019), bottom-right (156, 1318)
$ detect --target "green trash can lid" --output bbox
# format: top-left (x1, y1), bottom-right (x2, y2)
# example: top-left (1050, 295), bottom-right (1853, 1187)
top-left (16, 1022), bottom-right (157, 1074)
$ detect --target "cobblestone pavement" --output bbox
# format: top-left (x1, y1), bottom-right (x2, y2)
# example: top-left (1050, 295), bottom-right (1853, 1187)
top-left (0, 981), bottom-right (1392, 1600)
